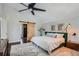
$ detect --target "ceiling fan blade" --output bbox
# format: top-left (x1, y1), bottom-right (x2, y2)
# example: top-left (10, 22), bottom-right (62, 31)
top-left (20, 3), bottom-right (28, 7)
top-left (31, 11), bottom-right (35, 15)
top-left (18, 9), bottom-right (28, 12)
top-left (29, 3), bottom-right (36, 7)
top-left (33, 8), bottom-right (46, 12)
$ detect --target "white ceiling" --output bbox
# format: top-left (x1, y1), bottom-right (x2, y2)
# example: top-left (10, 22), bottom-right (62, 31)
top-left (4, 3), bottom-right (79, 23)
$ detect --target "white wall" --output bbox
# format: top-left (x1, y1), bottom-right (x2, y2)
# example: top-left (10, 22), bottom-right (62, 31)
top-left (0, 4), bottom-right (5, 18)
top-left (4, 5), bottom-right (41, 43)
top-left (0, 3), bottom-right (2, 37)
top-left (0, 17), bottom-right (7, 39)
top-left (0, 4), bottom-right (3, 38)
top-left (42, 19), bottom-right (79, 34)
top-left (0, 3), bottom-right (3, 17)
top-left (40, 3), bottom-right (79, 32)
top-left (0, 4), bottom-right (7, 39)
top-left (0, 4), bottom-right (2, 17)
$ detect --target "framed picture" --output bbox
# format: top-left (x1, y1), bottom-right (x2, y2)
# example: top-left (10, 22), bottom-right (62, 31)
top-left (51, 25), bottom-right (55, 31)
top-left (58, 24), bottom-right (63, 31)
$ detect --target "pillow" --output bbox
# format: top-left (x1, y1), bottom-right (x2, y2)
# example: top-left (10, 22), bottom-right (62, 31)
top-left (46, 33), bottom-right (64, 38)
top-left (56, 34), bottom-right (64, 38)
top-left (31, 36), bottom-right (64, 54)
top-left (46, 33), bottom-right (57, 38)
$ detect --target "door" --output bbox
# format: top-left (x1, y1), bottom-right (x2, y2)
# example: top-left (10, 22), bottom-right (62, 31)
top-left (27, 22), bottom-right (35, 42)
top-left (22, 24), bottom-right (27, 43)
top-left (22, 22), bottom-right (35, 43)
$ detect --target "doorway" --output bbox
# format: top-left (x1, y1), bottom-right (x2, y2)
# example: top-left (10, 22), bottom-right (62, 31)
top-left (21, 21), bottom-right (35, 43)
top-left (22, 24), bottom-right (27, 43)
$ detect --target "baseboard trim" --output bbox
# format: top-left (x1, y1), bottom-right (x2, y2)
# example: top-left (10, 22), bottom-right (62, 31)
top-left (10, 42), bottom-right (20, 45)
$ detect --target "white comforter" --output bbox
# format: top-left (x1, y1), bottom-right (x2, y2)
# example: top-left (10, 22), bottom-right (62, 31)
top-left (31, 36), bottom-right (64, 53)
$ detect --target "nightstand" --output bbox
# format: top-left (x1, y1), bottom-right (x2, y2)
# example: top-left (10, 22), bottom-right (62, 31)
top-left (66, 42), bottom-right (79, 51)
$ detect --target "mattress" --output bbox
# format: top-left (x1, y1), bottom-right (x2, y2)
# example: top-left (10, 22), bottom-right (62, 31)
top-left (10, 42), bottom-right (48, 56)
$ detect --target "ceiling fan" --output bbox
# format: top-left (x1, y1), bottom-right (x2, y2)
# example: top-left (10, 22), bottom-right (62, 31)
top-left (18, 3), bottom-right (46, 15)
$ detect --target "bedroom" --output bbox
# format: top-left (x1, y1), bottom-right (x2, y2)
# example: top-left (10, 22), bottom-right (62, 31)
top-left (0, 3), bottom-right (79, 56)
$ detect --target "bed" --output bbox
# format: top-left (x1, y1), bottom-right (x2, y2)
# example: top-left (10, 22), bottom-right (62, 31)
top-left (10, 32), bottom-right (79, 56)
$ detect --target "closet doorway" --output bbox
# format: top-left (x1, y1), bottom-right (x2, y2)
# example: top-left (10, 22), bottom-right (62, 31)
top-left (22, 21), bottom-right (35, 43)
top-left (23, 24), bottom-right (27, 43)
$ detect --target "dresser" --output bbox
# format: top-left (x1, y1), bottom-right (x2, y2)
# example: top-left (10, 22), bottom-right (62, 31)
top-left (67, 42), bottom-right (79, 51)
top-left (0, 39), bottom-right (8, 56)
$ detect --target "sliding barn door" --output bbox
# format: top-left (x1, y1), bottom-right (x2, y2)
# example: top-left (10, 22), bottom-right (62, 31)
top-left (27, 22), bottom-right (35, 42)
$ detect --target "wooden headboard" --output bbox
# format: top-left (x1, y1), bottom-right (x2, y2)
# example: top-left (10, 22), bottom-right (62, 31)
top-left (45, 31), bottom-right (68, 47)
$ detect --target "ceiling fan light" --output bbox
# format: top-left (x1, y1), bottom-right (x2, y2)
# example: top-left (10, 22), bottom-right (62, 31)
top-left (29, 9), bottom-right (32, 11)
